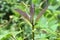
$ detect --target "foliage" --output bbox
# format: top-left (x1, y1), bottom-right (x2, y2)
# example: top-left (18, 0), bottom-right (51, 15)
top-left (0, 0), bottom-right (60, 40)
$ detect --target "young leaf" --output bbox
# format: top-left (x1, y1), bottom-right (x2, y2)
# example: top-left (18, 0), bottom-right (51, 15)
top-left (36, 0), bottom-right (48, 22)
top-left (30, 3), bottom-right (34, 23)
top-left (15, 9), bottom-right (30, 21)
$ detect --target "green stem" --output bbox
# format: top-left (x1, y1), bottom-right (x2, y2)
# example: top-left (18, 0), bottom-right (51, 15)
top-left (32, 23), bottom-right (34, 40)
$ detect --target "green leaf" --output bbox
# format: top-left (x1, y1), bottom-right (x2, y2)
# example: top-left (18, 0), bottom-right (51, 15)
top-left (17, 37), bottom-right (23, 40)
top-left (36, 16), bottom-right (48, 28)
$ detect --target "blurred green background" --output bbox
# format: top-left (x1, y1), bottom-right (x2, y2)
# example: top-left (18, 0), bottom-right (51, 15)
top-left (0, 0), bottom-right (60, 40)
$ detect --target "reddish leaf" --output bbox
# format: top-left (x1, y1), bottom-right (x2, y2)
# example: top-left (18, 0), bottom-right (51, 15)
top-left (36, 0), bottom-right (48, 22)
top-left (15, 9), bottom-right (30, 21)
top-left (30, 3), bottom-right (34, 22)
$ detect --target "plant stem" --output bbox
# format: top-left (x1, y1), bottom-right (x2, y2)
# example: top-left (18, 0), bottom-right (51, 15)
top-left (32, 22), bottom-right (34, 40)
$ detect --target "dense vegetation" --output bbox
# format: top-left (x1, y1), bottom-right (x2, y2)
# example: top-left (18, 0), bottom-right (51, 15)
top-left (0, 0), bottom-right (60, 40)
